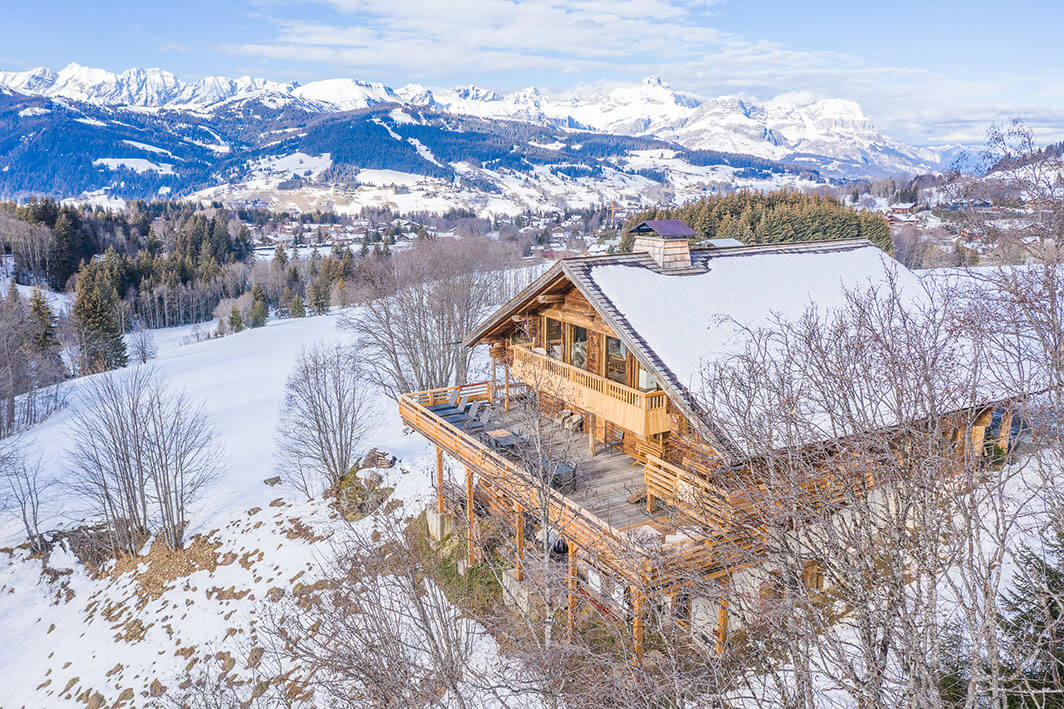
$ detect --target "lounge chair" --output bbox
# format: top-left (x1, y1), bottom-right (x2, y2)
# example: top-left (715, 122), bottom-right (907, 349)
top-left (438, 394), bottom-right (473, 419)
top-left (445, 400), bottom-right (484, 426)
top-left (459, 404), bottom-right (495, 433)
top-left (425, 390), bottom-right (460, 413)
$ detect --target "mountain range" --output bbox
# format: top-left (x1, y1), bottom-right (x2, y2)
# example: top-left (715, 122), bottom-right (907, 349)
top-left (0, 63), bottom-right (963, 213)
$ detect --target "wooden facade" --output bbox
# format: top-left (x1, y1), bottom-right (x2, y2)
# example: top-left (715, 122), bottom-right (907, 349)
top-left (400, 240), bottom-right (1019, 656)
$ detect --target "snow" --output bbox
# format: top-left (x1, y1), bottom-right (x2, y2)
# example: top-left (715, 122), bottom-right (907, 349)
top-left (591, 244), bottom-right (923, 394)
top-left (387, 107), bottom-right (417, 124)
top-left (92, 157), bottom-right (175, 175)
top-left (0, 62), bottom-right (946, 177)
top-left (74, 117), bottom-right (107, 127)
top-left (0, 306), bottom-right (458, 706)
top-left (0, 276), bottom-right (72, 313)
top-left (17, 106), bottom-right (50, 117)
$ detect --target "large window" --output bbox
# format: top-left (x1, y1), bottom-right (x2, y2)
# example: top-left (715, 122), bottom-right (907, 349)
top-left (544, 317), bottom-right (563, 360)
top-left (568, 325), bottom-right (588, 369)
top-left (604, 336), bottom-right (627, 384)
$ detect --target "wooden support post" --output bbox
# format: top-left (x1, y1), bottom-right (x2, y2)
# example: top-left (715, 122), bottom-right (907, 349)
top-left (631, 584), bottom-right (645, 661)
top-left (435, 446), bottom-right (445, 515)
top-left (514, 503), bottom-right (525, 582)
top-left (587, 414), bottom-right (596, 456)
top-left (465, 465), bottom-right (475, 566)
top-left (646, 489), bottom-right (654, 515)
top-left (567, 544), bottom-right (578, 642)
top-left (490, 359), bottom-right (497, 405)
top-left (971, 423), bottom-right (987, 457)
top-left (998, 409), bottom-right (1014, 453)
top-left (503, 361), bottom-right (511, 412)
top-left (716, 597), bottom-right (729, 655)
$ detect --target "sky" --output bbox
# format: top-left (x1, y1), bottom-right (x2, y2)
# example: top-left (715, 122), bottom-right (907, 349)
top-left (0, 0), bottom-right (1060, 146)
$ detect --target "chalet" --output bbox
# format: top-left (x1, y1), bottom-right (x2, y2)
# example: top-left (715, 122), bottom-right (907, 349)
top-left (397, 219), bottom-right (1015, 655)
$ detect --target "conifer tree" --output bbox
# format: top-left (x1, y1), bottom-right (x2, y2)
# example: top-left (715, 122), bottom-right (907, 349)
top-left (28, 288), bottom-right (61, 365)
top-left (229, 307), bottom-right (244, 333)
top-left (308, 276), bottom-right (329, 316)
top-left (289, 293), bottom-right (306, 318)
top-left (73, 276), bottom-right (127, 373)
top-left (273, 244), bottom-right (288, 268)
top-left (249, 298), bottom-right (268, 328)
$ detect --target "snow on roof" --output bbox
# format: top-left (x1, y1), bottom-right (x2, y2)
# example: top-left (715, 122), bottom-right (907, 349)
top-left (704, 237), bottom-right (744, 248)
top-left (588, 242), bottom-right (917, 396)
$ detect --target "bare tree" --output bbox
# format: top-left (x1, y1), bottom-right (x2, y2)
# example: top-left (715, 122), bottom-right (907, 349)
top-left (67, 368), bottom-right (221, 555)
top-left (130, 326), bottom-right (158, 364)
top-left (260, 514), bottom-right (510, 709)
top-left (340, 238), bottom-right (522, 398)
top-left (276, 344), bottom-right (377, 498)
top-left (0, 436), bottom-right (50, 554)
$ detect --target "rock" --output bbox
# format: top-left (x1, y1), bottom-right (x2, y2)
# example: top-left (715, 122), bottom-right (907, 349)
top-left (263, 476), bottom-right (281, 487)
top-left (360, 448), bottom-right (396, 470)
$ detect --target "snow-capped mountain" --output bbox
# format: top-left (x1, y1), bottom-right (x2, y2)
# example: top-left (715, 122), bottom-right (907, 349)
top-left (0, 63), bottom-right (946, 178)
top-left (0, 63), bottom-right (293, 109)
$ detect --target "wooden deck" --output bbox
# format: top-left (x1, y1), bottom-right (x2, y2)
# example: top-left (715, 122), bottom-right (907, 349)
top-left (398, 381), bottom-right (758, 589)
top-left (486, 404), bottom-right (658, 530)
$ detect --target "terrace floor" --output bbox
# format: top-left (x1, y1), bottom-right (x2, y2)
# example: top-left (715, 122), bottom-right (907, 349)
top-left (482, 401), bottom-right (684, 533)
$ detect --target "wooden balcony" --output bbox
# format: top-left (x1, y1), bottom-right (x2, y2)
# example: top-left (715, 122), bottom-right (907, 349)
top-left (510, 345), bottom-right (672, 437)
top-left (398, 382), bottom-right (756, 589)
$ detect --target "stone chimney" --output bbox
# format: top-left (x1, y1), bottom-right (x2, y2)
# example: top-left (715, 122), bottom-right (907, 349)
top-left (627, 220), bottom-right (694, 270)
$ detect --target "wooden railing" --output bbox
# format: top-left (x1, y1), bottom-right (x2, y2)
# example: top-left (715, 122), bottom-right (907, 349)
top-left (644, 455), bottom-right (751, 530)
top-left (510, 345), bottom-right (671, 436)
top-left (400, 382), bottom-right (657, 584)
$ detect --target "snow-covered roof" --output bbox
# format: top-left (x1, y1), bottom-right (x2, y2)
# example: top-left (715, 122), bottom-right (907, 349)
top-left (466, 239), bottom-right (1018, 460)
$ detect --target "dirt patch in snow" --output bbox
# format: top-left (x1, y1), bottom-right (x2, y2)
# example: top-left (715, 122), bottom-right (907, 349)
top-left (106, 533), bottom-right (228, 604)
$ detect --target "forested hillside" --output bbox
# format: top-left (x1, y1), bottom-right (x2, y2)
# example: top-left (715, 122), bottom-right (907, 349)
top-left (623, 191), bottom-right (892, 252)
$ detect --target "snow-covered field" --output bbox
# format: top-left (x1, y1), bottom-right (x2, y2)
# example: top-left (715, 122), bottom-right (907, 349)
top-left (0, 309), bottom-right (452, 706)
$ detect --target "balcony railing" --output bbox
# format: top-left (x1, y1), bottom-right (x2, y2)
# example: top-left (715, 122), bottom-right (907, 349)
top-left (510, 345), bottom-right (671, 437)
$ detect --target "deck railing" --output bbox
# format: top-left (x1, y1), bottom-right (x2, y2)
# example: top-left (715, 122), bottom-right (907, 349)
top-left (400, 381), bottom-right (656, 583)
top-left (644, 455), bottom-right (759, 530)
top-left (510, 345), bottom-right (671, 436)
top-left (399, 381), bottom-right (771, 588)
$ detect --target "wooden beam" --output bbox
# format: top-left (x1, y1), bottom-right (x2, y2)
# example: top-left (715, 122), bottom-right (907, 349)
top-left (998, 409), bottom-right (1014, 453)
top-left (631, 584), bottom-right (645, 661)
top-left (587, 414), bottom-right (595, 456)
top-left (567, 544), bottom-right (578, 642)
top-left (435, 446), bottom-right (445, 515)
top-left (716, 597), bottom-right (728, 655)
top-left (537, 293), bottom-right (566, 305)
top-left (490, 360), bottom-right (497, 405)
top-left (503, 361), bottom-right (510, 412)
top-left (465, 465), bottom-right (475, 566)
top-left (514, 503), bottom-right (525, 582)
top-left (540, 306), bottom-right (614, 337)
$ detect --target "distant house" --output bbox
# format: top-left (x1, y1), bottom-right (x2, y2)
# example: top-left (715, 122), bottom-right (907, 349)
top-left (399, 219), bottom-right (1017, 656)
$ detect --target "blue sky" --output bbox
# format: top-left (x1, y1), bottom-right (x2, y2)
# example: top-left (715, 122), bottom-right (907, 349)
top-left (0, 0), bottom-right (1060, 145)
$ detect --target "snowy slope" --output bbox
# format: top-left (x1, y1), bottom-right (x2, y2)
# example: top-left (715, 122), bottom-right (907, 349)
top-left (0, 309), bottom-right (468, 706)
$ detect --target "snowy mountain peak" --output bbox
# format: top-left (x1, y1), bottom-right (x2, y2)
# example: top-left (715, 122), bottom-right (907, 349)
top-left (451, 85), bottom-right (503, 102)
top-left (0, 62), bottom-right (945, 176)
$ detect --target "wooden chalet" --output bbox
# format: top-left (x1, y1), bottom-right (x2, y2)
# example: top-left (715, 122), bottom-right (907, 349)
top-left (397, 220), bottom-right (1016, 655)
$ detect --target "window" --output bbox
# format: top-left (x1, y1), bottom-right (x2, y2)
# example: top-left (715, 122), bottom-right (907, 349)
top-left (544, 318), bottom-right (563, 360)
top-left (636, 364), bottom-right (659, 392)
top-left (604, 336), bottom-right (627, 384)
top-left (569, 325), bottom-right (588, 369)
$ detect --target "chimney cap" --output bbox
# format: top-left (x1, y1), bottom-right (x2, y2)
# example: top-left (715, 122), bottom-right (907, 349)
top-left (626, 219), bottom-right (696, 239)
